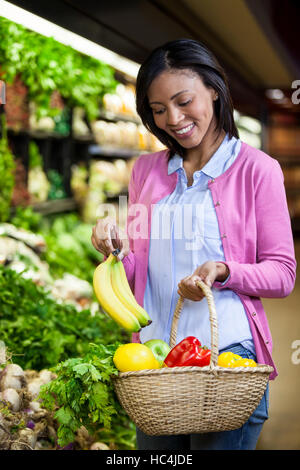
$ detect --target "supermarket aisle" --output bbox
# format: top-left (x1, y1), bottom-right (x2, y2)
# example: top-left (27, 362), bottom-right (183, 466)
top-left (257, 239), bottom-right (300, 450)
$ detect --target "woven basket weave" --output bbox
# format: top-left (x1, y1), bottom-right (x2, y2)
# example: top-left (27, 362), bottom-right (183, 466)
top-left (113, 280), bottom-right (273, 435)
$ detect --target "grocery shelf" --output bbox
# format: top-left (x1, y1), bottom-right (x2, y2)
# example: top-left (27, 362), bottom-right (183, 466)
top-left (88, 144), bottom-right (142, 158)
top-left (98, 109), bottom-right (141, 125)
top-left (8, 127), bottom-right (68, 140)
top-left (32, 198), bottom-right (78, 215)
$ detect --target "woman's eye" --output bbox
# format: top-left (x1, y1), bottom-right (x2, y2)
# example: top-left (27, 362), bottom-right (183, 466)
top-left (153, 109), bottom-right (164, 115)
top-left (179, 100), bottom-right (191, 107)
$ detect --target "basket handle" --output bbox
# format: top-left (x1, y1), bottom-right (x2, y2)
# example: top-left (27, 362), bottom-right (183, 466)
top-left (169, 279), bottom-right (219, 368)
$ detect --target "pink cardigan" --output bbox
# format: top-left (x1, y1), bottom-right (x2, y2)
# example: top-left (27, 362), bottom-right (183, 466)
top-left (122, 142), bottom-right (296, 380)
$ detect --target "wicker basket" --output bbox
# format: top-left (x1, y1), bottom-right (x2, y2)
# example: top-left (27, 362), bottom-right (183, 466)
top-left (113, 280), bottom-right (273, 435)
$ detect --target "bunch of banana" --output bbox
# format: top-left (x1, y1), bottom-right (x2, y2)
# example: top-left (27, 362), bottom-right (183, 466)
top-left (93, 251), bottom-right (152, 332)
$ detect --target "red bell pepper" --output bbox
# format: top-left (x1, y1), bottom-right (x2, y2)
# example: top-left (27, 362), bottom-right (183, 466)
top-left (164, 336), bottom-right (211, 367)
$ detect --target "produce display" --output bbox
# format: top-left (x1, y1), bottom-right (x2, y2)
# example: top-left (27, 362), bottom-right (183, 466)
top-left (0, 114), bottom-right (15, 222)
top-left (0, 233), bottom-right (137, 449)
top-left (0, 345), bottom-right (126, 450)
top-left (0, 17), bottom-right (117, 123)
top-left (102, 84), bottom-right (137, 118)
top-left (91, 119), bottom-right (164, 152)
top-left (27, 142), bottom-right (50, 203)
top-left (71, 158), bottom-right (134, 225)
top-left (93, 252), bottom-right (152, 332)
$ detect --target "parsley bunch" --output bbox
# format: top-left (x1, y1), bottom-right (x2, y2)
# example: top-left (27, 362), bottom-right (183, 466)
top-left (39, 343), bottom-right (135, 449)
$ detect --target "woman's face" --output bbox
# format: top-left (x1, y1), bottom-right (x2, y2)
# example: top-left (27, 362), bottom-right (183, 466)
top-left (147, 69), bottom-right (218, 151)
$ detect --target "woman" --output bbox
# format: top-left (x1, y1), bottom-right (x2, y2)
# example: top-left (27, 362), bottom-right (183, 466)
top-left (91, 39), bottom-right (296, 450)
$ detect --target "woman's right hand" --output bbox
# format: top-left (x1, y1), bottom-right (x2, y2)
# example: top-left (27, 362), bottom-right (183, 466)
top-left (91, 216), bottom-right (130, 261)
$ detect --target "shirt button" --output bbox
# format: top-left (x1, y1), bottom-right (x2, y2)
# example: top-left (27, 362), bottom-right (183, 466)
top-left (252, 312), bottom-right (256, 316)
top-left (222, 234), bottom-right (227, 238)
top-left (215, 201), bottom-right (221, 207)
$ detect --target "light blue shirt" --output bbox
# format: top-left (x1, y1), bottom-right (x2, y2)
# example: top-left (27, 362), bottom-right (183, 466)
top-left (141, 134), bottom-right (255, 354)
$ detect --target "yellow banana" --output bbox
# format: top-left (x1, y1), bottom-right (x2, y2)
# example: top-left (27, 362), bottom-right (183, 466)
top-left (93, 254), bottom-right (141, 333)
top-left (111, 259), bottom-right (152, 327)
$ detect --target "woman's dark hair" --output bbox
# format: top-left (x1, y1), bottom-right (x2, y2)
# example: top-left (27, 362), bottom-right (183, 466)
top-left (136, 38), bottom-right (239, 158)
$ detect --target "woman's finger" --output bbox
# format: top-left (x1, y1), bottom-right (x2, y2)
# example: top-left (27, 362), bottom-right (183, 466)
top-left (91, 233), bottom-right (107, 255)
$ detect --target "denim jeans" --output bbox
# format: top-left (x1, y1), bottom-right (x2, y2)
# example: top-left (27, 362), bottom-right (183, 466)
top-left (136, 344), bottom-right (269, 450)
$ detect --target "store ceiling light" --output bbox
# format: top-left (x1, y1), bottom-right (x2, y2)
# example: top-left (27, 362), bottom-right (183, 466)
top-left (265, 89), bottom-right (285, 100)
top-left (0, 0), bottom-right (140, 79)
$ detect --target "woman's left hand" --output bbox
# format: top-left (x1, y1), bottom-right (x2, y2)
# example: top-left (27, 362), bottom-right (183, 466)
top-left (177, 261), bottom-right (229, 301)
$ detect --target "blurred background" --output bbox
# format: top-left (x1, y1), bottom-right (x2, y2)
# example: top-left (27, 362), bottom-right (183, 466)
top-left (0, 0), bottom-right (299, 450)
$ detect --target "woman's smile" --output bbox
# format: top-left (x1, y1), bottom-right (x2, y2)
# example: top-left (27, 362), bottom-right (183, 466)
top-left (172, 123), bottom-right (195, 138)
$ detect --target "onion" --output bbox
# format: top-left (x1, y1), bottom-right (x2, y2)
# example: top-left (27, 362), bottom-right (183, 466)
top-left (29, 401), bottom-right (41, 412)
top-left (0, 364), bottom-right (25, 391)
top-left (10, 429), bottom-right (37, 450)
top-left (90, 442), bottom-right (110, 450)
top-left (38, 370), bottom-right (52, 384)
top-left (27, 378), bottom-right (44, 398)
top-left (1, 388), bottom-right (21, 411)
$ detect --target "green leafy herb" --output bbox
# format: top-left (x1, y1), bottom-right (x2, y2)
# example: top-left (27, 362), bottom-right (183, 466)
top-left (39, 343), bottom-right (132, 448)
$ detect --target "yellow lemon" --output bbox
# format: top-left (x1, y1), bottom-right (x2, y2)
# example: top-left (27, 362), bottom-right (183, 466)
top-left (113, 343), bottom-right (160, 372)
top-left (217, 352), bottom-right (242, 368)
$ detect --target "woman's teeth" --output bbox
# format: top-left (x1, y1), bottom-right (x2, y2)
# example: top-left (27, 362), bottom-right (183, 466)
top-left (175, 124), bottom-right (194, 135)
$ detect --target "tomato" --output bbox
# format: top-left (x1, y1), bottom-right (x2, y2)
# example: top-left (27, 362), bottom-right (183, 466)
top-left (217, 352), bottom-right (241, 368)
top-left (113, 343), bottom-right (160, 372)
top-left (232, 358), bottom-right (257, 368)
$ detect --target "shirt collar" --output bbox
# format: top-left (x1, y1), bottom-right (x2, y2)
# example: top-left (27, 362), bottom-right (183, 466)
top-left (167, 133), bottom-right (236, 178)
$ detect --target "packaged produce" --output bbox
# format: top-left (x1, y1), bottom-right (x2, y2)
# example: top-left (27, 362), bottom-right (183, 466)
top-left (164, 336), bottom-right (211, 367)
top-left (72, 107), bottom-right (90, 137)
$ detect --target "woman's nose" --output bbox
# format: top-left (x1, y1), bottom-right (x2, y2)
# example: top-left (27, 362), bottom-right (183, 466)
top-left (166, 107), bottom-right (184, 126)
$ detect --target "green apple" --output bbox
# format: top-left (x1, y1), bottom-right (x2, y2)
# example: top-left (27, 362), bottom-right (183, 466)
top-left (144, 339), bottom-right (171, 367)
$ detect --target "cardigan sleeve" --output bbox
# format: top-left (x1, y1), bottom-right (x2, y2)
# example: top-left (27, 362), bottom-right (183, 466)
top-left (214, 159), bottom-right (297, 298)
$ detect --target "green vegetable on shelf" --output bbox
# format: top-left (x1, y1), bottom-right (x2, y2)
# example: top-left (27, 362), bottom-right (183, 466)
top-left (28, 141), bottom-right (50, 203)
top-left (0, 17), bottom-right (118, 120)
top-left (0, 113), bottom-right (15, 222)
top-left (47, 169), bottom-right (67, 200)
